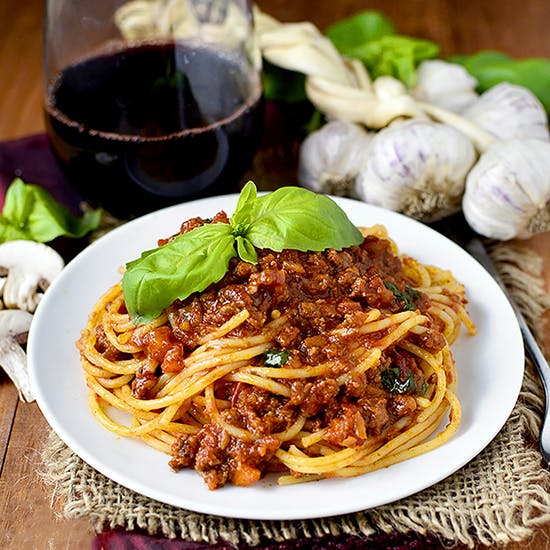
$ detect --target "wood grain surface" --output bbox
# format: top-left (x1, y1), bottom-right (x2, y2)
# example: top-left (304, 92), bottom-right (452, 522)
top-left (1, 0), bottom-right (549, 548)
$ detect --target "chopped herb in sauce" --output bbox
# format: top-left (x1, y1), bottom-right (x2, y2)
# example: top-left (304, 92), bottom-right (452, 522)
top-left (264, 349), bottom-right (290, 367)
top-left (381, 366), bottom-right (416, 394)
top-left (383, 280), bottom-right (421, 311)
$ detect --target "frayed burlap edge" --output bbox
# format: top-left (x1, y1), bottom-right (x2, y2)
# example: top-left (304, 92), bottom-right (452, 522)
top-left (40, 243), bottom-right (550, 549)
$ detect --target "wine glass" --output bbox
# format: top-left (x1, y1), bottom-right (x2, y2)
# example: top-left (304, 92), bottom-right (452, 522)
top-left (43, 0), bottom-right (264, 219)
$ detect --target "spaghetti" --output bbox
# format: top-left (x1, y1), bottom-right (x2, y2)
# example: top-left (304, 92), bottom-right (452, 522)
top-left (78, 219), bottom-right (475, 489)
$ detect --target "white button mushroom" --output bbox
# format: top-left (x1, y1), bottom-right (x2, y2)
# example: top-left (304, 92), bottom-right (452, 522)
top-left (0, 240), bottom-right (64, 312)
top-left (0, 309), bottom-right (34, 402)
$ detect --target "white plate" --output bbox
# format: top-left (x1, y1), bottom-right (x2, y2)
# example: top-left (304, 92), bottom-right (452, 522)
top-left (28, 195), bottom-right (524, 521)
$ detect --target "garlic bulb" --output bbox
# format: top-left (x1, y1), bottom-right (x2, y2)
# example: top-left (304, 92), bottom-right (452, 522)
top-left (356, 119), bottom-right (476, 221)
top-left (412, 60), bottom-right (479, 113)
top-left (463, 139), bottom-right (550, 240)
top-left (298, 120), bottom-right (372, 196)
top-left (461, 82), bottom-right (550, 142)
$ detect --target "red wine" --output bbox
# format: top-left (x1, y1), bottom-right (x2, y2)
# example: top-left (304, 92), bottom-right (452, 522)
top-left (45, 42), bottom-right (264, 218)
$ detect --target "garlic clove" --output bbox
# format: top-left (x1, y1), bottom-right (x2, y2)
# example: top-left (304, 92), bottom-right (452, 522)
top-left (463, 139), bottom-right (550, 240)
top-left (298, 120), bottom-right (372, 196)
top-left (356, 119), bottom-right (477, 222)
top-left (412, 60), bottom-right (479, 113)
top-left (461, 82), bottom-right (550, 142)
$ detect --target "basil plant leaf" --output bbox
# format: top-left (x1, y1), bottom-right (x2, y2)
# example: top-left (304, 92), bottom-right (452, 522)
top-left (236, 235), bottom-right (258, 264)
top-left (230, 180), bottom-right (257, 232)
top-left (245, 186), bottom-right (363, 252)
top-left (27, 185), bottom-right (102, 241)
top-left (325, 10), bottom-right (396, 54)
top-left (264, 349), bottom-right (290, 367)
top-left (0, 215), bottom-right (30, 242)
top-left (349, 35), bottom-right (440, 87)
top-left (325, 11), bottom-right (438, 87)
top-left (381, 367), bottom-right (416, 394)
top-left (2, 178), bottom-right (34, 228)
top-left (449, 51), bottom-right (550, 115)
top-left (1, 178), bottom-right (102, 243)
top-left (449, 51), bottom-right (511, 74)
top-left (122, 223), bottom-right (236, 324)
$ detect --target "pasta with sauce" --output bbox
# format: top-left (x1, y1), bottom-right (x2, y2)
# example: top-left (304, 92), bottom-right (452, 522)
top-left (78, 218), bottom-right (475, 489)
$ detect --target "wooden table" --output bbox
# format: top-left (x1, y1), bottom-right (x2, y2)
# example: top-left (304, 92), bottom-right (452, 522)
top-left (0, 1), bottom-right (549, 548)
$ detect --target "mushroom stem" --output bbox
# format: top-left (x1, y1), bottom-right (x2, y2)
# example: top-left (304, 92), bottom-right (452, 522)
top-left (0, 336), bottom-right (33, 402)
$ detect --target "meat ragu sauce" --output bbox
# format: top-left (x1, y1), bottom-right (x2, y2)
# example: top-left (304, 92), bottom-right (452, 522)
top-left (123, 212), bottom-right (449, 489)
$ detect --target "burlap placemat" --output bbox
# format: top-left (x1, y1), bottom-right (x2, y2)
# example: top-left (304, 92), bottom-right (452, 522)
top-left (39, 242), bottom-right (550, 548)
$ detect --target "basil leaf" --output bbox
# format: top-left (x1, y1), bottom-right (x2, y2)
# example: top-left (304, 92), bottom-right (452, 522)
top-left (0, 215), bottom-right (29, 242)
top-left (236, 235), bottom-right (258, 264)
top-left (347, 35), bottom-right (440, 87)
top-left (27, 186), bottom-right (102, 241)
top-left (449, 51), bottom-right (550, 114)
top-left (1, 178), bottom-right (102, 243)
top-left (449, 51), bottom-right (510, 75)
top-left (383, 280), bottom-right (421, 311)
top-left (245, 186), bottom-right (363, 252)
top-left (325, 11), bottom-right (438, 87)
top-left (381, 367), bottom-right (416, 394)
top-left (264, 349), bottom-right (290, 367)
top-left (230, 180), bottom-right (257, 232)
top-left (122, 223), bottom-right (236, 324)
top-left (2, 178), bottom-right (34, 228)
top-left (325, 11), bottom-right (395, 53)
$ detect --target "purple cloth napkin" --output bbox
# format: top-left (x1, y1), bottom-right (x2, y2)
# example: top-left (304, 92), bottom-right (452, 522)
top-left (0, 133), bottom-right (82, 213)
top-left (0, 133), bottom-right (446, 550)
top-left (94, 529), bottom-right (444, 550)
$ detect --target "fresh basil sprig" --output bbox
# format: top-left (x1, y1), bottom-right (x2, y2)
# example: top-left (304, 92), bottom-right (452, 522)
top-left (0, 178), bottom-right (101, 243)
top-left (122, 182), bottom-right (363, 325)
top-left (325, 11), bottom-right (439, 87)
top-left (325, 11), bottom-right (395, 52)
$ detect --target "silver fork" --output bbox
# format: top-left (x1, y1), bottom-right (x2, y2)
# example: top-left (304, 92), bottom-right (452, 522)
top-left (431, 213), bottom-right (550, 465)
